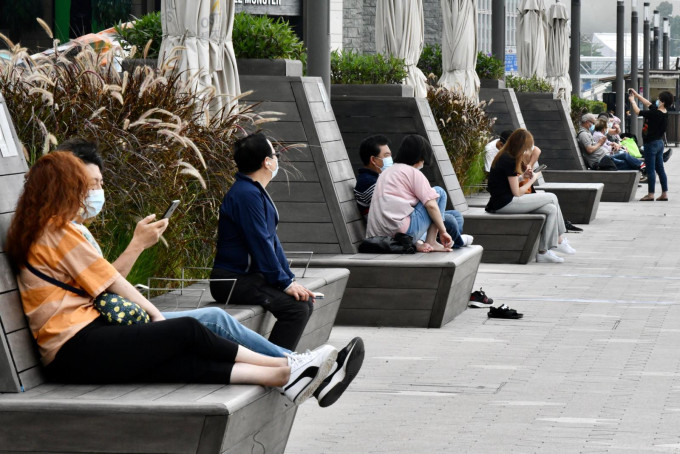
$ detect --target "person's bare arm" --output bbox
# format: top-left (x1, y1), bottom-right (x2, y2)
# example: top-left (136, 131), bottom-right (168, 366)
top-left (424, 199), bottom-right (453, 247)
top-left (509, 173), bottom-right (538, 197)
top-left (584, 136), bottom-right (607, 154)
top-left (106, 275), bottom-right (165, 321)
top-left (112, 215), bottom-right (168, 277)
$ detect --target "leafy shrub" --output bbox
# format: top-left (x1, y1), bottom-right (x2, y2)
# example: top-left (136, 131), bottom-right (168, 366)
top-left (417, 43), bottom-right (442, 84)
top-left (505, 74), bottom-right (553, 93)
top-left (570, 95), bottom-right (608, 130)
top-left (427, 86), bottom-right (495, 191)
top-left (94, 0), bottom-right (132, 29)
top-left (114, 12), bottom-right (162, 59)
top-left (330, 50), bottom-right (408, 84)
top-left (475, 52), bottom-right (504, 80)
top-left (233, 12), bottom-right (304, 60)
top-left (0, 41), bottom-right (262, 284)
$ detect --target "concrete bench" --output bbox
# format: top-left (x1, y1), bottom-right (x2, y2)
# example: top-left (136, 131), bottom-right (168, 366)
top-left (533, 181), bottom-right (604, 224)
top-left (0, 92), bottom-right (318, 454)
top-left (309, 247), bottom-right (482, 328)
top-left (542, 169), bottom-right (639, 203)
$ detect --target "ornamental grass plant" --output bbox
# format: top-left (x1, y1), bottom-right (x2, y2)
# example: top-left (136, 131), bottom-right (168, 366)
top-left (427, 86), bottom-right (495, 192)
top-left (0, 32), bottom-right (262, 285)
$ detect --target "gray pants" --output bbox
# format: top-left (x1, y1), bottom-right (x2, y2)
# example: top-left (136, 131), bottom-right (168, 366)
top-left (495, 192), bottom-right (566, 251)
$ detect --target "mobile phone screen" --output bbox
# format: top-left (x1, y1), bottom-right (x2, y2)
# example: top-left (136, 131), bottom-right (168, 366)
top-left (162, 200), bottom-right (180, 219)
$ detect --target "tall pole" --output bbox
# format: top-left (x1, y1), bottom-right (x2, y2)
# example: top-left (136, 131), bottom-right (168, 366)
top-left (663, 17), bottom-right (670, 70)
top-left (492, 0), bottom-right (506, 67)
top-left (305, 0), bottom-right (331, 96)
top-left (643, 2), bottom-right (650, 97)
top-left (616, 1), bottom-right (625, 131)
top-left (631, 0), bottom-right (639, 138)
top-left (653, 10), bottom-right (660, 69)
top-left (570, 0), bottom-right (581, 97)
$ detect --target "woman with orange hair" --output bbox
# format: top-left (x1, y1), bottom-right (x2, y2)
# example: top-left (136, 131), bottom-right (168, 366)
top-left (5, 152), bottom-right (335, 404)
top-left (485, 129), bottom-right (575, 263)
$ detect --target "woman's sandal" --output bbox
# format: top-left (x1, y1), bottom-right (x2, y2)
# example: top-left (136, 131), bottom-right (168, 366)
top-left (488, 305), bottom-right (524, 319)
top-left (656, 196), bottom-right (669, 201)
top-left (640, 195), bottom-right (655, 201)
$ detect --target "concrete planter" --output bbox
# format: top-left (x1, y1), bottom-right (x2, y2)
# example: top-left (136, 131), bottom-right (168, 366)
top-left (121, 58), bottom-right (158, 73)
top-left (331, 83), bottom-right (414, 98)
top-left (236, 58), bottom-right (302, 77)
top-left (480, 79), bottom-right (506, 89)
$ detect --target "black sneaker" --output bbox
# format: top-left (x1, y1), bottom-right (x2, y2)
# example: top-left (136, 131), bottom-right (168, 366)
top-left (663, 148), bottom-right (673, 162)
top-left (314, 337), bottom-right (365, 408)
top-left (565, 220), bottom-right (583, 232)
top-left (469, 288), bottom-right (493, 308)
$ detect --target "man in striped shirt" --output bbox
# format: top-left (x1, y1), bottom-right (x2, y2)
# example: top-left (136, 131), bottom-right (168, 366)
top-left (354, 135), bottom-right (392, 220)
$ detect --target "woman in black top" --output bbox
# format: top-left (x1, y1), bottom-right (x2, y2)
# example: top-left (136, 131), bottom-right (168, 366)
top-left (486, 129), bottom-right (575, 263)
top-left (629, 89), bottom-right (673, 201)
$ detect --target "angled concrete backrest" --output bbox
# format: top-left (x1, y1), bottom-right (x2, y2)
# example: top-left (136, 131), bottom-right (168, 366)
top-left (330, 85), bottom-right (468, 213)
top-left (479, 86), bottom-right (526, 135)
top-left (239, 70), bottom-right (363, 254)
top-left (514, 93), bottom-right (586, 170)
top-left (0, 93), bottom-right (45, 393)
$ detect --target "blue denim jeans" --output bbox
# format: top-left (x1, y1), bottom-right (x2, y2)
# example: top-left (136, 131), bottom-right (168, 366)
top-left (444, 209), bottom-right (465, 248)
top-left (163, 308), bottom-right (290, 358)
top-left (643, 139), bottom-right (668, 193)
top-left (610, 152), bottom-right (643, 170)
top-left (408, 186), bottom-right (448, 242)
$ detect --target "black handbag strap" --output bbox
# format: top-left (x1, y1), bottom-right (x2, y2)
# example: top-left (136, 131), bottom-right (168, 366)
top-left (24, 262), bottom-right (89, 298)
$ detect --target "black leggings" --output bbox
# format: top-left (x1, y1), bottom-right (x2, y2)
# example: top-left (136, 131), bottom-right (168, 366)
top-left (46, 316), bottom-right (239, 384)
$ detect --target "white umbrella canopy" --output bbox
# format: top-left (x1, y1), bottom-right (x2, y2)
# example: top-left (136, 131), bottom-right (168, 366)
top-left (517, 0), bottom-right (548, 79)
top-left (439, 0), bottom-right (480, 101)
top-left (158, 0), bottom-right (240, 117)
top-left (546, 2), bottom-right (571, 102)
top-left (376, 0), bottom-right (428, 98)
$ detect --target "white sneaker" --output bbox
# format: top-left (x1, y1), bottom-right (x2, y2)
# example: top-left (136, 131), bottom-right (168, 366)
top-left (554, 238), bottom-right (576, 255)
top-left (536, 250), bottom-right (564, 263)
top-left (282, 345), bottom-right (337, 405)
top-left (460, 234), bottom-right (474, 247)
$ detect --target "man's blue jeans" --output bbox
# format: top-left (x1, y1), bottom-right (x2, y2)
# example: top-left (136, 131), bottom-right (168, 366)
top-left (163, 308), bottom-right (290, 358)
top-left (611, 151), bottom-right (643, 170)
top-left (409, 186), bottom-right (465, 247)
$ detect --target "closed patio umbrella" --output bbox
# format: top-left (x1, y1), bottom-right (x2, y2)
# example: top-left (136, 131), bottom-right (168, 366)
top-left (376, 0), bottom-right (428, 98)
top-left (439, 0), bottom-right (480, 101)
top-left (546, 2), bottom-right (571, 102)
top-left (158, 0), bottom-right (240, 116)
top-left (517, 0), bottom-right (548, 79)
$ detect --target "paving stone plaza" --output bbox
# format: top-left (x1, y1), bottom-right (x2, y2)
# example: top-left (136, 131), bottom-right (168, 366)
top-left (288, 151), bottom-right (680, 453)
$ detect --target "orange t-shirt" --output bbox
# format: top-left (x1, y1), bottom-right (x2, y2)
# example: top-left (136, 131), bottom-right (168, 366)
top-left (17, 222), bottom-right (120, 365)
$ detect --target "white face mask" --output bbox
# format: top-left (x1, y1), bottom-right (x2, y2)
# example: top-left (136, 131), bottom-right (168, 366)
top-left (268, 156), bottom-right (279, 179)
top-left (415, 163), bottom-right (424, 170)
top-left (84, 189), bottom-right (105, 219)
top-left (379, 156), bottom-right (393, 171)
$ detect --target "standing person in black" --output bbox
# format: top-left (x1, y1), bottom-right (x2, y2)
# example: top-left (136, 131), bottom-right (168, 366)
top-left (629, 89), bottom-right (673, 201)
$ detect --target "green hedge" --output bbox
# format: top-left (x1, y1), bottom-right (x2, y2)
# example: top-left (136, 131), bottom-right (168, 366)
top-left (505, 74), bottom-right (553, 93)
top-left (330, 50), bottom-right (408, 84)
top-left (570, 96), bottom-right (608, 130)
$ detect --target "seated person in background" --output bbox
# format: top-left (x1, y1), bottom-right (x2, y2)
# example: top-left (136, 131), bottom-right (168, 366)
top-left (367, 134), bottom-right (463, 252)
top-left (591, 119), bottom-right (645, 172)
top-left (486, 129), bottom-right (575, 263)
top-left (59, 138), bottom-right (362, 407)
top-left (355, 134), bottom-right (471, 247)
top-left (597, 112), bottom-right (622, 143)
top-left (485, 129), bottom-right (541, 174)
top-left (578, 113), bottom-right (625, 171)
top-left (7, 151), bottom-right (336, 405)
top-left (354, 135), bottom-right (392, 220)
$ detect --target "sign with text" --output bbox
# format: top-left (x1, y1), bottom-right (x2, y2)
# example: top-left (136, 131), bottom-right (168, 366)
top-left (505, 54), bottom-right (517, 73)
top-left (235, 0), bottom-right (301, 16)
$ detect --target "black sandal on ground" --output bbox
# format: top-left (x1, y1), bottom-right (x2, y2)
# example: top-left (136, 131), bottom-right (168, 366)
top-left (488, 305), bottom-right (523, 319)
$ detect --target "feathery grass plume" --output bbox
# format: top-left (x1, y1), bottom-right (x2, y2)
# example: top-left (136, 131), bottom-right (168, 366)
top-left (427, 85), bottom-right (494, 193)
top-left (0, 41), bottom-right (264, 286)
top-left (143, 39), bottom-right (153, 59)
top-left (36, 18), bottom-right (54, 39)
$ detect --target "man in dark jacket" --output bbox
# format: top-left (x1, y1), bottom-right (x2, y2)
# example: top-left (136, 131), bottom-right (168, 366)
top-left (210, 133), bottom-right (315, 351)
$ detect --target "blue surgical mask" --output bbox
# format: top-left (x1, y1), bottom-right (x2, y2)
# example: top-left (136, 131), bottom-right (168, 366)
top-left (656, 99), bottom-right (661, 107)
top-left (589, 124), bottom-right (595, 133)
top-left (268, 156), bottom-right (279, 179)
top-left (380, 156), bottom-right (393, 171)
top-left (84, 189), bottom-right (105, 219)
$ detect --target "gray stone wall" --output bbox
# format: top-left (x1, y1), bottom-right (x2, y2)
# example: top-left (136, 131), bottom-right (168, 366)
top-left (342, 0), bottom-right (442, 54)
